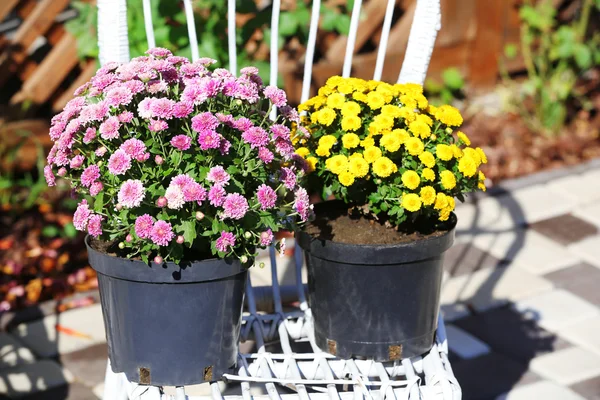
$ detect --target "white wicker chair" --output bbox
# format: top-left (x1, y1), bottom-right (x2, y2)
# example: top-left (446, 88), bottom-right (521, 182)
top-left (96, 1), bottom-right (460, 399)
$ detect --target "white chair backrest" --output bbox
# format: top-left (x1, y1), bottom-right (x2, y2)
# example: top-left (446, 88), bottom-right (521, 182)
top-left (97, 0), bottom-right (441, 103)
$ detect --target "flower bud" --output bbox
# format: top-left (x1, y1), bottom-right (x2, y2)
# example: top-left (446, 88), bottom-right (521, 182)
top-left (57, 167), bottom-right (67, 177)
top-left (118, 242), bottom-right (125, 249)
top-left (431, 134), bottom-right (437, 141)
top-left (116, 203), bottom-right (123, 211)
top-left (240, 255), bottom-right (248, 264)
top-left (259, 262), bottom-right (266, 268)
top-left (445, 127), bottom-right (453, 134)
top-left (195, 211), bottom-right (204, 220)
top-left (244, 232), bottom-right (252, 239)
top-left (153, 255), bottom-right (163, 264)
top-left (155, 155), bottom-right (164, 165)
top-left (156, 197), bottom-right (167, 207)
top-left (125, 234), bottom-right (133, 243)
top-left (235, 99), bottom-right (243, 106)
top-left (176, 235), bottom-right (185, 244)
top-left (97, 161), bottom-right (103, 167)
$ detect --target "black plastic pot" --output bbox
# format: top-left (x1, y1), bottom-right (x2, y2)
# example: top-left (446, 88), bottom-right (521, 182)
top-left (85, 237), bottom-right (247, 386)
top-left (297, 203), bottom-right (455, 361)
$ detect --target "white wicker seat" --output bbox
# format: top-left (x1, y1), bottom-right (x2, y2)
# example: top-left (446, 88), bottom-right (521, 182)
top-left (96, 1), bottom-right (460, 399)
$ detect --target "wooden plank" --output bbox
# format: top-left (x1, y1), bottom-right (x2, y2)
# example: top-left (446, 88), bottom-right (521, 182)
top-left (19, 25), bottom-right (66, 82)
top-left (0, 119), bottom-right (52, 172)
top-left (325, 0), bottom-right (398, 62)
top-left (0, 0), bottom-right (20, 24)
top-left (468, 0), bottom-right (507, 89)
top-left (11, 33), bottom-right (78, 105)
top-left (436, 0), bottom-right (476, 46)
top-left (52, 60), bottom-right (97, 112)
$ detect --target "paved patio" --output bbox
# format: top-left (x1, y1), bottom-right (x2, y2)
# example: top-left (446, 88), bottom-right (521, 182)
top-left (1, 160), bottom-right (600, 399)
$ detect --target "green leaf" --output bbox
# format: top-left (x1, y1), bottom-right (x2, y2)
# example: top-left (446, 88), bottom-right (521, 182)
top-left (42, 225), bottom-right (60, 238)
top-left (279, 12), bottom-right (299, 36)
top-left (94, 192), bottom-right (105, 213)
top-left (321, 8), bottom-right (338, 31)
top-left (63, 223), bottom-right (77, 239)
top-left (442, 68), bottom-right (464, 91)
top-left (335, 14), bottom-right (351, 35)
top-left (179, 220), bottom-right (197, 245)
top-left (574, 43), bottom-right (592, 69)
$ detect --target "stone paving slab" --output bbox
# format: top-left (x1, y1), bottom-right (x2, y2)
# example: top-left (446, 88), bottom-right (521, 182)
top-left (0, 360), bottom-right (73, 398)
top-left (0, 333), bottom-right (36, 370)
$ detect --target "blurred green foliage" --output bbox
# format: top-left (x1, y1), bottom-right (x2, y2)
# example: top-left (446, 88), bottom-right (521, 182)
top-left (66, 0), bottom-right (352, 85)
top-left (502, 0), bottom-right (600, 136)
top-left (424, 67), bottom-right (465, 106)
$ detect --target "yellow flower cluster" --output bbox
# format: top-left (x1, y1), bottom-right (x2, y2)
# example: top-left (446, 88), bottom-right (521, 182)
top-left (296, 76), bottom-right (487, 224)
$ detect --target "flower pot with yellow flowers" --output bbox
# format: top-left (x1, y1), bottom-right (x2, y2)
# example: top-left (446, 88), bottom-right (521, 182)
top-left (295, 76), bottom-right (487, 361)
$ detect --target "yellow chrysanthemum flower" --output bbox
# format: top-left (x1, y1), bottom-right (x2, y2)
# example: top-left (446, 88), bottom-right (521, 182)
top-left (352, 92), bottom-right (368, 103)
top-left (463, 148), bottom-right (482, 166)
top-left (402, 170), bottom-right (421, 190)
top-left (341, 133), bottom-right (360, 149)
top-left (326, 76), bottom-right (343, 88)
top-left (316, 146), bottom-right (330, 157)
top-left (419, 151), bottom-right (436, 168)
top-left (409, 120), bottom-right (431, 139)
top-left (376, 82), bottom-right (395, 102)
top-left (381, 105), bottom-right (402, 118)
top-left (341, 114), bottom-right (362, 132)
top-left (295, 147), bottom-right (310, 158)
top-left (318, 86), bottom-right (333, 97)
top-left (402, 193), bottom-right (422, 212)
top-left (445, 196), bottom-right (455, 212)
top-left (372, 157), bottom-right (396, 178)
top-left (458, 156), bottom-right (477, 177)
top-left (339, 171), bottom-right (355, 186)
top-left (399, 107), bottom-right (416, 123)
top-left (457, 131), bottom-right (471, 145)
top-left (414, 93), bottom-right (428, 109)
top-left (416, 114), bottom-right (433, 127)
top-left (439, 209), bottom-right (451, 221)
top-left (349, 152), bottom-right (364, 159)
top-left (349, 156), bottom-right (369, 178)
top-left (451, 144), bottom-right (463, 158)
top-left (318, 135), bottom-right (337, 149)
top-left (479, 171), bottom-right (485, 181)
top-left (361, 136), bottom-right (376, 149)
top-left (434, 192), bottom-right (448, 210)
top-left (306, 156), bottom-right (318, 172)
top-left (435, 105), bottom-right (463, 126)
top-left (476, 147), bottom-right (488, 164)
top-left (395, 129), bottom-right (411, 143)
top-left (363, 146), bottom-right (383, 163)
top-left (366, 91), bottom-right (386, 109)
top-left (478, 182), bottom-right (487, 192)
top-left (422, 168), bottom-right (435, 181)
top-left (325, 155), bottom-right (349, 175)
top-left (420, 186), bottom-right (436, 206)
top-left (405, 137), bottom-right (424, 156)
top-left (400, 94), bottom-right (417, 109)
top-left (338, 82), bottom-right (354, 95)
top-left (317, 107), bottom-right (337, 126)
top-left (373, 114), bottom-right (394, 130)
top-left (440, 170), bottom-right (457, 190)
top-left (326, 93), bottom-right (346, 109)
top-left (341, 101), bottom-right (361, 116)
top-left (380, 131), bottom-right (402, 153)
top-left (436, 144), bottom-right (454, 161)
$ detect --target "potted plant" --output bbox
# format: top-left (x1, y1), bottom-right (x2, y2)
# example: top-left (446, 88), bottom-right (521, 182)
top-left (295, 76), bottom-right (487, 361)
top-left (44, 48), bottom-right (310, 385)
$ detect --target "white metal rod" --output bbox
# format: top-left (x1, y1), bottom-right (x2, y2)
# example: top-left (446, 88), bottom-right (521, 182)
top-left (269, 0), bottom-right (281, 120)
top-left (342, 0), bottom-right (363, 78)
top-left (373, 0), bottom-right (395, 81)
top-left (398, 0), bottom-right (441, 84)
top-left (227, 0), bottom-right (237, 74)
top-left (269, 246), bottom-right (284, 315)
top-left (182, 0), bottom-right (200, 61)
top-left (97, 0), bottom-right (130, 65)
top-left (300, 0), bottom-right (321, 103)
top-left (142, 0), bottom-right (156, 49)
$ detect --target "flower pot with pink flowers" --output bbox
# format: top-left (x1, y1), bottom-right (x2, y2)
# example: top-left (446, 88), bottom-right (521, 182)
top-left (44, 48), bottom-right (310, 386)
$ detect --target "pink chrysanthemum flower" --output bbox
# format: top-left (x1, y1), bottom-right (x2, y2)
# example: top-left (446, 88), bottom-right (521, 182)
top-left (148, 119), bottom-right (168, 132)
top-left (44, 165), bottom-right (55, 186)
top-left (106, 86), bottom-right (133, 107)
top-left (135, 214), bottom-right (154, 239)
top-left (151, 220), bottom-right (175, 246)
top-left (222, 193), bottom-right (249, 220)
top-left (208, 185), bottom-right (226, 207)
top-left (118, 111), bottom-right (134, 123)
top-left (87, 214), bottom-right (103, 238)
top-left (95, 147), bottom-right (107, 157)
top-left (118, 180), bottom-right (146, 208)
top-left (215, 231), bottom-right (236, 253)
top-left (99, 116), bottom-right (121, 140)
top-left (294, 187), bottom-right (312, 222)
top-left (107, 150), bottom-right (131, 175)
top-left (81, 165), bottom-right (100, 187)
top-left (165, 185), bottom-right (185, 209)
top-left (197, 130), bottom-right (221, 150)
top-left (137, 98), bottom-right (154, 119)
top-left (83, 127), bottom-right (96, 144)
top-left (73, 199), bottom-right (92, 231)
top-left (260, 229), bottom-right (274, 246)
top-left (70, 155), bottom-right (84, 169)
top-left (206, 166), bottom-right (230, 187)
top-left (258, 147), bottom-right (274, 164)
top-left (275, 139), bottom-right (295, 159)
top-left (263, 86), bottom-right (287, 107)
top-left (120, 138), bottom-right (147, 159)
top-left (191, 112), bottom-right (219, 132)
top-left (233, 117), bottom-right (252, 131)
top-left (219, 139), bottom-right (231, 155)
top-left (146, 47), bottom-right (172, 58)
top-left (256, 184), bottom-right (277, 210)
top-left (270, 124), bottom-right (290, 140)
top-left (242, 127), bottom-right (269, 148)
top-left (90, 181), bottom-right (103, 196)
top-left (280, 167), bottom-right (297, 190)
top-left (170, 135), bottom-right (192, 151)
top-left (171, 174), bottom-right (194, 188)
top-left (172, 102), bottom-right (193, 118)
top-left (150, 98), bottom-right (175, 119)
top-left (182, 182), bottom-right (207, 203)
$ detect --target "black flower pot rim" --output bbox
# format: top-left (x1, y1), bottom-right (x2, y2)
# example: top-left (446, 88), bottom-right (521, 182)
top-left (297, 212), bottom-right (457, 265)
top-left (85, 236), bottom-right (245, 283)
